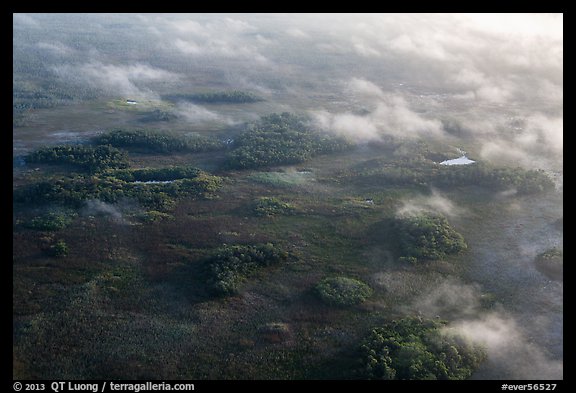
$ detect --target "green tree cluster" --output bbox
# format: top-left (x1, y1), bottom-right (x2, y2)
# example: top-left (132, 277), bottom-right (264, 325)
top-left (434, 164), bottom-right (555, 194)
top-left (26, 144), bottom-right (129, 173)
top-left (358, 317), bottom-right (486, 380)
top-left (94, 129), bottom-right (225, 153)
top-left (110, 165), bottom-right (202, 182)
top-left (48, 240), bottom-right (69, 258)
top-left (356, 159), bottom-right (555, 195)
top-left (163, 90), bottom-right (263, 104)
top-left (24, 211), bottom-right (77, 231)
top-left (13, 169), bottom-right (221, 211)
top-left (315, 276), bottom-right (373, 307)
top-left (226, 112), bottom-right (352, 169)
top-left (204, 243), bottom-right (289, 296)
top-left (253, 197), bottom-right (294, 217)
top-left (395, 214), bottom-right (467, 262)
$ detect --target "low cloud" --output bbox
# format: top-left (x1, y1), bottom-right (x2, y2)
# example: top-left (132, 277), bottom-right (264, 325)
top-left (397, 188), bottom-right (467, 219)
top-left (348, 77), bottom-right (386, 100)
top-left (13, 13), bottom-right (39, 28)
top-left (167, 16), bottom-right (271, 66)
top-left (82, 199), bottom-right (126, 224)
top-left (174, 102), bottom-right (235, 125)
top-left (478, 113), bottom-right (563, 170)
top-left (37, 41), bottom-right (74, 56)
top-left (351, 39), bottom-right (381, 57)
top-left (446, 313), bottom-right (563, 379)
top-left (312, 110), bottom-right (380, 142)
top-left (286, 27), bottom-right (309, 39)
top-left (311, 79), bottom-right (446, 142)
top-left (407, 278), bottom-right (483, 319)
top-left (52, 62), bottom-right (180, 99)
top-left (374, 266), bottom-right (562, 379)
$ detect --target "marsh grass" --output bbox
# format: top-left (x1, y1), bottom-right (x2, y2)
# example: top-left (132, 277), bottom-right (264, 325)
top-left (14, 105), bottom-right (560, 380)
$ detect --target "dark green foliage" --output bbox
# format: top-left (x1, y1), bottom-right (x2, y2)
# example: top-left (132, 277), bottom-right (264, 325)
top-left (163, 90), bottom-right (263, 104)
top-left (136, 210), bottom-right (173, 223)
top-left (48, 240), bottom-right (69, 258)
top-left (14, 176), bottom-right (126, 207)
top-left (176, 176), bottom-right (222, 198)
top-left (433, 164), bottom-right (555, 194)
top-left (139, 109), bottom-right (177, 122)
top-left (205, 243), bottom-right (289, 296)
top-left (315, 277), bottom-right (373, 307)
top-left (355, 159), bottom-right (555, 195)
top-left (26, 144), bottom-right (129, 173)
top-left (13, 169), bottom-right (222, 211)
top-left (395, 214), bottom-right (467, 262)
top-left (24, 211), bottom-right (77, 231)
top-left (358, 318), bottom-right (486, 380)
top-left (226, 112), bottom-right (353, 169)
top-left (253, 197), bottom-right (294, 217)
top-left (94, 129), bottom-right (225, 153)
top-left (109, 165), bottom-right (202, 182)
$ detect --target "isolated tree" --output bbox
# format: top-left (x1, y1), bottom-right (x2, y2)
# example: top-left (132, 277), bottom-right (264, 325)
top-left (49, 240), bottom-right (69, 258)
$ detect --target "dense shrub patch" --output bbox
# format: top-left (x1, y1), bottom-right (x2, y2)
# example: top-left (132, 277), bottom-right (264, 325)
top-left (357, 317), bottom-right (486, 380)
top-left (355, 159), bottom-right (555, 195)
top-left (204, 243), bottom-right (289, 296)
top-left (109, 165), bottom-right (203, 182)
top-left (13, 168), bottom-right (221, 211)
top-left (226, 112), bottom-right (352, 169)
top-left (23, 211), bottom-right (77, 231)
top-left (48, 240), bottom-right (69, 258)
top-left (253, 197), bottom-right (294, 217)
top-left (394, 214), bottom-right (467, 263)
top-left (94, 129), bottom-right (225, 153)
top-left (26, 144), bottom-right (129, 173)
top-left (315, 277), bottom-right (373, 307)
top-left (162, 90), bottom-right (263, 104)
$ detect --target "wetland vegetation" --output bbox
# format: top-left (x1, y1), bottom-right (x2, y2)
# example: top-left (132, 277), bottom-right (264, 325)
top-left (13, 13), bottom-right (562, 381)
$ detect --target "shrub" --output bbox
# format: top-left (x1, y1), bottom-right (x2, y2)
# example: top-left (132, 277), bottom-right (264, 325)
top-left (48, 240), bottom-right (69, 258)
top-left (205, 243), bottom-right (289, 296)
top-left (25, 211), bottom-right (76, 231)
top-left (137, 210), bottom-right (173, 223)
top-left (395, 214), bottom-right (467, 262)
top-left (26, 144), bottom-right (129, 173)
top-left (315, 277), bottom-right (373, 307)
top-left (253, 197), bottom-right (294, 217)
